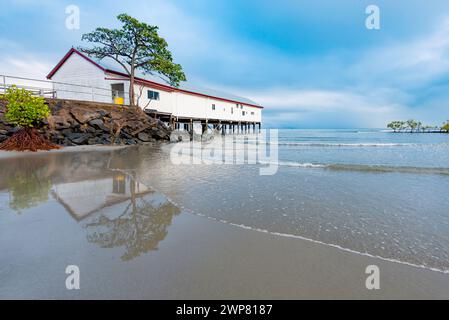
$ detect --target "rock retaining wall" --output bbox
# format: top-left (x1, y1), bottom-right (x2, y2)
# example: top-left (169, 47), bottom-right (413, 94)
top-left (0, 99), bottom-right (171, 146)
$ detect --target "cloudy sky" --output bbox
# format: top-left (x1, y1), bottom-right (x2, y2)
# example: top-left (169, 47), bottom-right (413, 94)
top-left (1, 0), bottom-right (449, 128)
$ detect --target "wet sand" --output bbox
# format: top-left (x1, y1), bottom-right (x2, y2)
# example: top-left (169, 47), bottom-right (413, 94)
top-left (0, 145), bottom-right (448, 299)
top-left (0, 145), bottom-right (129, 159)
top-left (1, 207), bottom-right (448, 299)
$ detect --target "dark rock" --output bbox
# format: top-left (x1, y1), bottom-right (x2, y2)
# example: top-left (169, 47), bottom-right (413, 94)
top-left (125, 139), bottom-right (138, 145)
top-left (120, 132), bottom-right (134, 140)
top-left (88, 119), bottom-right (104, 127)
top-left (51, 115), bottom-right (71, 129)
top-left (62, 138), bottom-right (76, 146)
top-left (70, 107), bottom-right (101, 124)
top-left (98, 110), bottom-right (110, 117)
top-left (89, 119), bottom-right (110, 132)
top-left (0, 134), bottom-right (7, 142)
top-left (61, 128), bottom-right (74, 136)
top-left (81, 125), bottom-right (96, 134)
top-left (137, 132), bottom-right (151, 142)
top-left (67, 133), bottom-right (92, 145)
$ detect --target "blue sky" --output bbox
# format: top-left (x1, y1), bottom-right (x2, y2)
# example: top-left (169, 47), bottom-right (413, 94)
top-left (1, 0), bottom-right (449, 128)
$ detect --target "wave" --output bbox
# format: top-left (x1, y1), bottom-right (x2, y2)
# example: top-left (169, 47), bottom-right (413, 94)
top-left (109, 166), bottom-right (449, 274)
top-left (263, 161), bottom-right (449, 175)
top-left (272, 142), bottom-right (410, 147)
top-left (236, 140), bottom-right (416, 147)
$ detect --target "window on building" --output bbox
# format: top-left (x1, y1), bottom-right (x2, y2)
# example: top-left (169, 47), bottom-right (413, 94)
top-left (251, 112), bottom-right (255, 115)
top-left (231, 107), bottom-right (234, 114)
top-left (147, 90), bottom-right (160, 100)
top-left (242, 111), bottom-right (245, 116)
top-left (212, 104), bottom-right (216, 110)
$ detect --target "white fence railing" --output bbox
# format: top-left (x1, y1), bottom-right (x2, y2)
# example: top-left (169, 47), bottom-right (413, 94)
top-left (0, 74), bottom-right (129, 104)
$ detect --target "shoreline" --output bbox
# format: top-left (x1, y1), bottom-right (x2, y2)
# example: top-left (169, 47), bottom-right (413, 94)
top-left (0, 144), bottom-right (137, 159)
top-left (165, 211), bottom-right (449, 299)
top-left (136, 169), bottom-right (449, 276)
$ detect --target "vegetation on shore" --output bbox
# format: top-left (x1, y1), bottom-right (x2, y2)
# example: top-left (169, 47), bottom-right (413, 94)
top-left (387, 119), bottom-right (449, 133)
top-left (0, 86), bottom-right (60, 151)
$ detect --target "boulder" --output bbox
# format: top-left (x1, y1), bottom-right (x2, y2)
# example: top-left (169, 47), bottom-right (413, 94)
top-left (50, 115), bottom-right (71, 129)
top-left (70, 107), bottom-right (101, 124)
top-left (67, 132), bottom-right (92, 145)
top-left (88, 119), bottom-right (105, 128)
top-left (137, 132), bottom-right (151, 142)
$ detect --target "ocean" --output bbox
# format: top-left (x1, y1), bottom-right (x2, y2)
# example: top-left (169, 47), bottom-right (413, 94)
top-left (1, 129), bottom-right (449, 298)
top-left (151, 129), bottom-right (449, 272)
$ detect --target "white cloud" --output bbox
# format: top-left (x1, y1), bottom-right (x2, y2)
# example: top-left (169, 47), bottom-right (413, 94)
top-left (0, 54), bottom-right (52, 80)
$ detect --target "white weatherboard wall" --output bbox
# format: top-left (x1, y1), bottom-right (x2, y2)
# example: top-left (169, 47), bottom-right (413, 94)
top-left (51, 54), bottom-right (113, 103)
top-left (136, 84), bottom-right (262, 123)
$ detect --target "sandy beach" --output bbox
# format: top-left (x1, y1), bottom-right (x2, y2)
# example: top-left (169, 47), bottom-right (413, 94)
top-left (1, 141), bottom-right (448, 299)
top-left (1, 208), bottom-right (448, 299)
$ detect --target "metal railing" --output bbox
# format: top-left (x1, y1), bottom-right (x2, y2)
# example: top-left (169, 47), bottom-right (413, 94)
top-left (0, 74), bottom-right (129, 104)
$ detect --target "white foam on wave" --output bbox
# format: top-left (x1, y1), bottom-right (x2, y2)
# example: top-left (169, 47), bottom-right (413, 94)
top-left (196, 215), bottom-right (449, 275)
top-left (259, 160), bottom-right (327, 168)
top-left (108, 157), bottom-right (449, 275)
top-left (116, 168), bottom-right (449, 275)
top-left (257, 142), bottom-right (413, 147)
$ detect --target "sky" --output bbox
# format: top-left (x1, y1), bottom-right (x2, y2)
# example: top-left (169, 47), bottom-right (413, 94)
top-left (1, 0), bottom-right (449, 128)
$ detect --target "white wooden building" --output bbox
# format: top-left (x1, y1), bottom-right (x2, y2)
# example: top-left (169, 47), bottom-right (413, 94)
top-left (47, 48), bottom-right (263, 131)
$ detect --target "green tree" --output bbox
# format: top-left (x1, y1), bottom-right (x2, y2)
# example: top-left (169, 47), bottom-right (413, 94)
top-left (442, 121), bottom-right (449, 132)
top-left (387, 121), bottom-right (404, 133)
top-left (406, 119), bottom-right (419, 133)
top-left (79, 14), bottom-right (187, 107)
top-left (3, 85), bottom-right (49, 128)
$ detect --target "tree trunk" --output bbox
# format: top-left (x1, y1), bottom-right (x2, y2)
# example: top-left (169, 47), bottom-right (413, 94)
top-left (129, 69), bottom-right (135, 107)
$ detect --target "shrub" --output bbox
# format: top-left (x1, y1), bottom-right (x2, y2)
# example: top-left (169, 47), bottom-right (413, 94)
top-left (3, 85), bottom-right (49, 128)
top-left (442, 122), bottom-right (449, 132)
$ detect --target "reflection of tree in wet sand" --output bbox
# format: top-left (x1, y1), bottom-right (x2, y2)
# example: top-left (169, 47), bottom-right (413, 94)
top-left (0, 157), bottom-right (53, 213)
top-left (0, 148), bottom-right (143, 214)
top-left (83, 179), bottom-right (181, 261)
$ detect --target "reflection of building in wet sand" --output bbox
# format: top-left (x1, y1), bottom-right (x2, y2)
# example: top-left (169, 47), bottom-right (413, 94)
top-left (52, 174), bottom-right (151, 221)
top-left (0, 150), bottom-right (181, 261)
top-left (53, 172), bottom-right (181, 261)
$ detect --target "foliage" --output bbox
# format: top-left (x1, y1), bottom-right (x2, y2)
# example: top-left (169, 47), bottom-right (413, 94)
top-left (8, 171), bottom-right (51, 213)
top-left (387, 119), bottom-right (449, 133)
top-left (387, 121), bottom-right (404, 132)
top-left (442, 122), bottom-right (449, 132)
top-left (79, 13), bottom-right (186, 106)
top-left (406, 119), bottom-right (420, 132)
top-left (3, 85), bottom-right (49, 128)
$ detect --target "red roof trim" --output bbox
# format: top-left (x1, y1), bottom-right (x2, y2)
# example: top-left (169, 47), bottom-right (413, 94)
top-left (48, 48), bottom-right (263, 109)
top-left (47, 48), bottom-right (106, 79)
